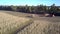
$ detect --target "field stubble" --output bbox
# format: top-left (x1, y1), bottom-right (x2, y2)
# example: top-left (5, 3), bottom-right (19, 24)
top-left (0, 11), bottom-right (60, 34)
top-left (0, 12), bottom-right (33, 34)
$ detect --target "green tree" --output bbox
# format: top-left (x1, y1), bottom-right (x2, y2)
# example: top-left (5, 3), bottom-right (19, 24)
top-left (11, 5), bottom-right (17, 11)
top-left (49, 4), bottom-right (57, 14)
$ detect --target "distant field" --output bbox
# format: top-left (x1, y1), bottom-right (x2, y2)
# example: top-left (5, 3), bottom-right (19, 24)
top-left (0, 10), bottom-right (60, 34)
top-left (0, 10), bottom-right (32, 17)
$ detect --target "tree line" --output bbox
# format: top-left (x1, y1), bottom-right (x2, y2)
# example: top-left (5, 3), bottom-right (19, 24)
top-left (0, 4), bottom-right (60, 16)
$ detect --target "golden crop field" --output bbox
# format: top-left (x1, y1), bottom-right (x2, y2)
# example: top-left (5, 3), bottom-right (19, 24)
top-left (0, 12), bottom-right (33, 34)
top-left (17, 17), bottom-right (60, 34)
top-left (0, 11), bottom-right (60, 34)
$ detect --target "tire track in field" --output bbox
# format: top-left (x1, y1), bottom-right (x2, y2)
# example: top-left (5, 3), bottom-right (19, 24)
top-left (17, 20), bottom-right (50, 34)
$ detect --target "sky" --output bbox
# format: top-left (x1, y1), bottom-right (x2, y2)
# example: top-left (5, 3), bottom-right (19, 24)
top-left (0, 0), bottom-right (60, 6)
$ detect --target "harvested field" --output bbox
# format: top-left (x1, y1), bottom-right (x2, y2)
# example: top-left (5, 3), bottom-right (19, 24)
top-left (0, 12), bottom-right (33, 34)
top-left (0, 11), bottom-right (60, 34)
